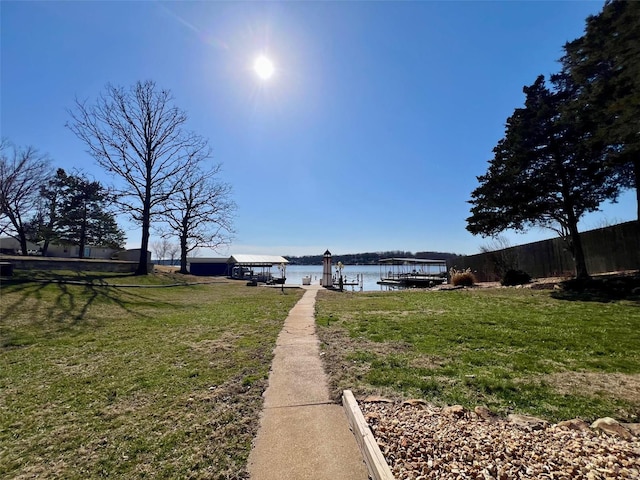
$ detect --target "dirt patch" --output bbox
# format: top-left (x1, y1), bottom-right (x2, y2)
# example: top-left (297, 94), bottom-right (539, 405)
top-left (363, 309), bottom-right (446, 317)
top-left (188, 332), bottom-right (242, 355)
top-left (409, 355), bottom-right (448, 370)
top-left (363, 310), bottom-right (413, 317)
top-left (544, 371), bottom-right (640, 404)
top-left (99, 392), bottom-right (153, 419)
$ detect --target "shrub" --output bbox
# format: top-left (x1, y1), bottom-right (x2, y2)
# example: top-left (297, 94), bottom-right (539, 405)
top-left (451, 271), bottom-right (476, 287)
top-left (559, 274), bottom-right (640, 300)
top-left (502, 269), bottom-right (531, 286)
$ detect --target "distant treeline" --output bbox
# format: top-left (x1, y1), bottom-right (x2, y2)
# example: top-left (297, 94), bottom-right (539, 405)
top-left (286, 251), bottom-right (460, 265)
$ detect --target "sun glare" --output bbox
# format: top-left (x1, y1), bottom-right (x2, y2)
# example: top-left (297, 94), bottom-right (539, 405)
top-left (254, 55), bottom-right (275, 80)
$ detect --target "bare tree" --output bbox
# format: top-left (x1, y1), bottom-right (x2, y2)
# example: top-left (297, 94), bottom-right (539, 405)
top-left (167, 242), bottom-right (179, 266)
top-left (0, 140), bottom-right (52, 255)
top-left (164, 164), bottom-right (235, 274)
top-left (151, 237), bottom-right (175, 264)
top-left (23, 170), bottom-right (65, 256)
top-left (67, 80), bottom-right (208, 275)
top-left (479, 235), bottom-right (517, 281)
top-left (151, 239), bottom-right (168, 263)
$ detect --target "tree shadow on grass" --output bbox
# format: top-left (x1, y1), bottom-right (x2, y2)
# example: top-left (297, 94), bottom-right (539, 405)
top-left (9, 269), bottom-right (137, 284)
top-left (1, 279), bottom-right (179, 348)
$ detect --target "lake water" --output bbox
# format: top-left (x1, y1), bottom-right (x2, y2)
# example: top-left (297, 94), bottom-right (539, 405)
top-left (283, 264), bottom-right (387, 292)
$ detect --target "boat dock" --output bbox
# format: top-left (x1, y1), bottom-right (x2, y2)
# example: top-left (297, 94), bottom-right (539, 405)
top-left (377, 257), bottom-right (448, 288)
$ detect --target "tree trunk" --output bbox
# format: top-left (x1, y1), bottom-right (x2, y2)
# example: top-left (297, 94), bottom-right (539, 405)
top-left (137, 227), bottom-right (150, 275)
top-left (79, 201), bottom-right (89, 258)
top-left (137, 235), bottom-right (150, 274)
top-left (136, 199), bottom-right (151, 275)
top-left (179, 233), bottom-right (189, 274)
top-left (78, 218), bottom-right (86, 259)
top-left (566, 209), bottom-right (590, 280)
top-left (7, 209), bottom-right (28, 255)
top-left (18, 231), bottom-right (28, 256)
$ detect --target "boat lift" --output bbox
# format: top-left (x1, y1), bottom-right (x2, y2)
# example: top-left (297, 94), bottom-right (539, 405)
top-left (377, 258), bottom-right (448, 288)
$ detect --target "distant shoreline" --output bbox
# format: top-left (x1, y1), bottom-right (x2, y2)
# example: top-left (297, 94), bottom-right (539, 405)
top-left (286, 251), bottom-right (459, 266)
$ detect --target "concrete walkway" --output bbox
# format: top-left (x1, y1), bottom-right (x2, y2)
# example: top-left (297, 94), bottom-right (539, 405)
top-left (248, 286), bottom-right (368, 480)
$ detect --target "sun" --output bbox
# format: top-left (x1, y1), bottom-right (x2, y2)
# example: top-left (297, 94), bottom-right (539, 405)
top-left (253, 55), bottom-right (275, 80)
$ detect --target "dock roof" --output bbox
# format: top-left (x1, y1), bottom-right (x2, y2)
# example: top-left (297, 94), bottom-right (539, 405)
top-left (228, 255), bottom-right (289, 266)
top-left (379, 257), bottom-right (447, 265)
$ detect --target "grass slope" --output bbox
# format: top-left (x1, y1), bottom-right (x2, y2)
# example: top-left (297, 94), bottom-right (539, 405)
top-left (315, 288), bottom-right (640, 423)
top-left (1, 273), bottom-right (303, 479)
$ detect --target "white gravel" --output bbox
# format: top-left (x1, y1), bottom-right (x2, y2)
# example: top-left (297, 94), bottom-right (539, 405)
top-left (360, 402), bottom-right (640, 480)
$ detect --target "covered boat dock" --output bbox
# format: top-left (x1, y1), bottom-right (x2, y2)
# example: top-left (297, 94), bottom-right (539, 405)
top-left (378, 257), bottom-right (448, 288)
top-left (228, 254), bottom-right (288, 284)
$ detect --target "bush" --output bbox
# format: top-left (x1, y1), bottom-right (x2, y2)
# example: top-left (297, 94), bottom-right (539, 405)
top-left (501, 269), bottom-right (531, 286)
top-left (559, 274), bottom-right (640, 300)
top-left (451, 271), bottom-right (476, 287)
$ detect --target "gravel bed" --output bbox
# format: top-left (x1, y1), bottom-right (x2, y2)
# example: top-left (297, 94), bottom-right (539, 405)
top-left (360, 402), bottom-right (640, 480)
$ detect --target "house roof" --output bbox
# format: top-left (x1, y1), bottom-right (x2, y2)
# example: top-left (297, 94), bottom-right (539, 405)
top-left (229, 255), bottom-right (289, 266)
top-left (188, 257), bottom-right (229, 264)
top-left (0, 237), bottom-right (38, 250)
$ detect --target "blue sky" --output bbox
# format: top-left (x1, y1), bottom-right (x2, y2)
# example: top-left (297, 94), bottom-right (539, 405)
top-left (2, 1), bottom-right (635, 257)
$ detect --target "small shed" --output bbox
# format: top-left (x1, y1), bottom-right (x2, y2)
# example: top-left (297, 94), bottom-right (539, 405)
top-left (188, 257), bottom-right (230, 276)
top-left (228, 254), bottom-right (289, 282)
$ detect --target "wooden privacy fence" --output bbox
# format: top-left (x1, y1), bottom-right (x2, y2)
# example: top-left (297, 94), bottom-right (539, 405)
top-left (448, 221), bottom-right (640, 282)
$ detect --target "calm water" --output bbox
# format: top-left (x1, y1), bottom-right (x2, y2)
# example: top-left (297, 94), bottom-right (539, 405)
top-left (283, 264), bottom-right (386, 292)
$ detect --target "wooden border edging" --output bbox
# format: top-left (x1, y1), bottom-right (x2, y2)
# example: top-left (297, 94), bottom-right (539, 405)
top-left (342, 390), bottom-right (395, 480)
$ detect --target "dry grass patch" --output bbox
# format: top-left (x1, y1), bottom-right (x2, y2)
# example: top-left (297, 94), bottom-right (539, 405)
top-left (188, 332), bottom-right (243, 355)
top-left (543, 371), bottom-right (640, 405)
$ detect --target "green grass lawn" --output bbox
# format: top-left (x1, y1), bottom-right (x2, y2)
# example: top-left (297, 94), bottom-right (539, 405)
top-left (0, 272), bottom-right (303, 479)
top-left (315, 287), bottom-right (640, 423)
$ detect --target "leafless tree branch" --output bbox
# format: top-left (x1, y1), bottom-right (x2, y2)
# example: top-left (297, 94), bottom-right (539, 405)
top-left (0, 139), bottom-right (52, 254)
top-left (67, 80), bottom-right (209, 274)
top-left (163, 163), bottom-right (236, 274)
